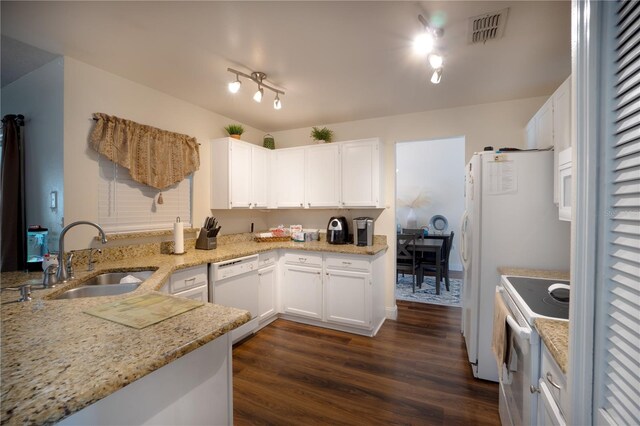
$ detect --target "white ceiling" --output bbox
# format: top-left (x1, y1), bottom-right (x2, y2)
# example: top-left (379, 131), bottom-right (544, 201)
top-left (1, 1), bottom-right (571, 132)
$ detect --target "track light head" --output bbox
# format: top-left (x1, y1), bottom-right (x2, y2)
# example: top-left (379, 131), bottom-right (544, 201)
top-left (428, 53), bottom-right (443, 69)
top-left (431, 68), bottom-right (443, 84)
top-left (228, 76), bottom-right (241, 93)
top-left (253, 86), bottom-right (264, 103)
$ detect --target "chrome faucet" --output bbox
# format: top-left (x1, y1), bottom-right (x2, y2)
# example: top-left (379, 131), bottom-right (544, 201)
top-left (56, 221), bottom-right (108, 283)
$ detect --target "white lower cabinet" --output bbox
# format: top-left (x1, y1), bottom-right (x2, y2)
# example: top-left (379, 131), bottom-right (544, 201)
top-left (536, 344), bottom-right (568, 426)
top-left (258, 264), bottom-right (277, 320)
top-left (325, 268), bottom-right (371, 328)
top-left (161, 265), bottom-right (208, 303)
top-left (278, 251), bottom-right (386, 336)
top-left (281, 263), bottom-right (323, 319)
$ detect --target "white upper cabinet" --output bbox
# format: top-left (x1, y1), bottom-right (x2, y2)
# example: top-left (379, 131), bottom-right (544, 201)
top-left (212, 137), bottom-right (383, 210)
top-left (526, 98), bottom-right (553, 150)
top-left (341, 138), bottom-right (383, 208)
top-left (210, 137), bottom-right (270, 209)
top-left (305, 144), bottom-right (341, 208)
top-left (552, 77), bottom-right (572, 205)
top-left (274, 147), bottom-right (306, 208)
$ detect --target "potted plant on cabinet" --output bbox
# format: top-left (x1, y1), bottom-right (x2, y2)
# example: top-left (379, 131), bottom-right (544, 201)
top-left (310, 126), bottom-right (334, 144)
top-left (224, 124), bottom-right (244, 139)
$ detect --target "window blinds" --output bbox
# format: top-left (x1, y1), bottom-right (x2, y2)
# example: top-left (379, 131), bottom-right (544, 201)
top-left (595, 1), bottom-right (640, 424)
top-left (98, 156), bottom-right (191, 233)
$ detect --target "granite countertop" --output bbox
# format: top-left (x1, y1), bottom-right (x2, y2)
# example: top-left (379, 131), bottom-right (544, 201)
top-left (498, 266), bottom-right (570, 375)
top-left (1, 238), bottom-right (387, 425)
top-left (534, 318), bottom-right (569, 374)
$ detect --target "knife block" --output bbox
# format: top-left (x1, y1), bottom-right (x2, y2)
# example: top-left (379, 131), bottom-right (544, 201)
top-left (195, 230), bottom-right (217, 250)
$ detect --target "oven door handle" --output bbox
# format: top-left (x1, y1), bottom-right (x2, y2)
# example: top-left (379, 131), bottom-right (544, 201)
top-left (506, 315), bottom-right (531, 340)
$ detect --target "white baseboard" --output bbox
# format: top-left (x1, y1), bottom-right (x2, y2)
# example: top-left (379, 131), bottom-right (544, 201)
top-left (385, 305), bottom-right (398, 320)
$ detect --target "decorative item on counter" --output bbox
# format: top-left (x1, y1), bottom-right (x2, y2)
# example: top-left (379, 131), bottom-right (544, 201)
top-left (173, 217), bottom-right (185, 254)
top-left (310, 126), bottom-right (334, 144)
top-left (224, 124), bottom-right (244, 139)
top-left (263, 134), bottom-right (275, 150)
top-left (289, 224), bottom-right (303, 236)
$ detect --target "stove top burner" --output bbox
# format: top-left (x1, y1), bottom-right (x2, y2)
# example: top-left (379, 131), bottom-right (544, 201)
top-left (504, 276), bottom-right (570, 320)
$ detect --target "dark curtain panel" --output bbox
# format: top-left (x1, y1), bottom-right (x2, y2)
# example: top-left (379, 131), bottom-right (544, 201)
top-left (1, 114), bottom-right (26, 271)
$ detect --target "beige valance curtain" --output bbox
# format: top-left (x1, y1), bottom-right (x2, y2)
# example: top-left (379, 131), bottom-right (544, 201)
top-left (89, 113), bottom-right (200, 190)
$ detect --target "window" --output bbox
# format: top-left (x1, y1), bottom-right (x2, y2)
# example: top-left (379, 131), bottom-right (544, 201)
top-left (98, 156), bottom-right (191, 233)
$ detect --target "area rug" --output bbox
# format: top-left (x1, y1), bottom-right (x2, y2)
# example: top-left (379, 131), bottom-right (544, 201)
top-left (395, 275), bottom-right (462, 307)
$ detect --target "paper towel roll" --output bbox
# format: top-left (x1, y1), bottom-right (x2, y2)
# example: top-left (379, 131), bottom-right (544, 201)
top-left (174, 218), bottom-right (184, 254)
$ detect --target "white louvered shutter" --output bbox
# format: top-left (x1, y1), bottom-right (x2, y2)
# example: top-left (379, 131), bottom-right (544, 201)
top-left (594, 1), bottom-right (640, 425)
top-left (98, 156), bottom-right (192, 232)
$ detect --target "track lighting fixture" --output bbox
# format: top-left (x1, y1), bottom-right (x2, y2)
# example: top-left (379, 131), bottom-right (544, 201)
top-left (227, 68), bottom-right (285, 110)
top-left (414, 14), bottom-right (445, 85)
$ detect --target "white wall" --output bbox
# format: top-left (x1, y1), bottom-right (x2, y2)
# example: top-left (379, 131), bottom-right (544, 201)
top-left (1, 57), bottom-right (64, 252)
top-left (62, 57), bottom-right (267, 249)
top-left (396, 137), bottom-right (465, 271)
top-left (270, 96), bottom-right (546, 312)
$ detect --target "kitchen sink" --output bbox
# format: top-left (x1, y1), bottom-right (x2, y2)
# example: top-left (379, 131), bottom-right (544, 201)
top-left (54, 270), bottom-right (155, 300)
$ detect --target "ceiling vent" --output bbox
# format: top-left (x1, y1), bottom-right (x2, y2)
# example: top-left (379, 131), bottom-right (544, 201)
top-left (468, 8), bottom-right (509, 44)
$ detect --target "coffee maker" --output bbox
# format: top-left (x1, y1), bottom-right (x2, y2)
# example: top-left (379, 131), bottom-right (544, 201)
top-left (353, 217), bottom-right (374, 246)
top-left (327, 216), bottom-right (349, 244)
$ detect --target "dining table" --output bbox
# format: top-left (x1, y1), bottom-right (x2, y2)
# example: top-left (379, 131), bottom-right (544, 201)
top-left (404, 237), bottom-right (445, 295)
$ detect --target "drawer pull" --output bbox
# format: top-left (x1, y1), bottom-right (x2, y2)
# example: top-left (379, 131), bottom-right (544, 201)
top-left (546, 372), bottom-right (562, 390)
top-left (185, 277), bottom-right (196, 284)
top-left (342, 261), bottom-right (352, 265)
top-left (299, 257), bottom-right (307, 262)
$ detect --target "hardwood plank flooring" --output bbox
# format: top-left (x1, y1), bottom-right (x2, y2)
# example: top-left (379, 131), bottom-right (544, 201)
top-left (233, 301), bottom-right (500, 425)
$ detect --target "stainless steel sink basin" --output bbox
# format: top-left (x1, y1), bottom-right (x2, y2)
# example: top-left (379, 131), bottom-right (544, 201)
top-left (55, 270), bottom-right (155, 300)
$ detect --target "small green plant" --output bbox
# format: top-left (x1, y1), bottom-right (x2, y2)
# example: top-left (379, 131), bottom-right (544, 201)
top-left (310, 126), bottom-right (334, 142)
top-left (224, 124), bottom-right (244, 136)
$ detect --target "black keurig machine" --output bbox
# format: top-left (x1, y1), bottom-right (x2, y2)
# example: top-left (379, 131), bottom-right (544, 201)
top-left (327, 216), bottom-right (349, 244)
top-left (353, 217), bottom-right (374, 246)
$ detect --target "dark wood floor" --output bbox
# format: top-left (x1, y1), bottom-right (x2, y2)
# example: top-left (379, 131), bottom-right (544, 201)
top-left (232, 301), bottom-right (500, 425)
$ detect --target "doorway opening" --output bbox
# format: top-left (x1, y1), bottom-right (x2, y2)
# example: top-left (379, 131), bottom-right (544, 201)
top-left (395, 136), bottom-right (465, 306)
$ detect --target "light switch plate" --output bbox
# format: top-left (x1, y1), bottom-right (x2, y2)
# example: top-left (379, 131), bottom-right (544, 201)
top-left (50, 191), bottom-right (57, 209)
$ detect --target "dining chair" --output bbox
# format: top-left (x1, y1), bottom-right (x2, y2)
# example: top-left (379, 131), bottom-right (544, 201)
top-left (396, 233), bottom-right (418, 293)
top-left (418, 231), bottom-right (455, 294)
top-left (402, 228), bottom-right (425, 263)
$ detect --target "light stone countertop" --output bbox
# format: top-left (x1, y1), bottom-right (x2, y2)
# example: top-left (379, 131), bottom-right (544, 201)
top-left (498, 266), bottom-right (570, 375)
top-left (1, 237), bottom-right (387, 425)
top-left (534, 318), bottom-right (569, 374)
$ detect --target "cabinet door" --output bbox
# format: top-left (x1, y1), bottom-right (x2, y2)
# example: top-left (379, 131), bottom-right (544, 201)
top-left (173, 284), bottom-right (209, 303)
top-left (229, 141), bottom-right (252, 208)
top-left (258, 264), bottom-right (277, 321)
top-left (537, 381), bottom-right (567, 426)
top-left (251, 146), bottom-right (269, 208)
top-left (525, 118), bottom-right (537, 150)
top-left (305, 144), bottom-right (341, 208)
top-left (536, 99), bottom-right (553, 149)
top-left (274, 148), bottom-right (306, 208)
top-left (341, 139), bottom-right (381, 207)
top-left (325, 269), bottom-right (371, 328)
top-left (281, 265), bottom-right (323, 319)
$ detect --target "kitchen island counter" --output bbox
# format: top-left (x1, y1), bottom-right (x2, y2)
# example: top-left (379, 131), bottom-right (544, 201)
top-left (1, 235), bottom-right (387, 425)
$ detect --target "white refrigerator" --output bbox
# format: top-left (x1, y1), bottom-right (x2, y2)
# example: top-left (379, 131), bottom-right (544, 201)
top-left (459, 150), bottom-right (570, 382)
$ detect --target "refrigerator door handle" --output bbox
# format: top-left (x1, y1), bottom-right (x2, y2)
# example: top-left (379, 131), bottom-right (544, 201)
top-left (460, 211), bottom-right (470, 268)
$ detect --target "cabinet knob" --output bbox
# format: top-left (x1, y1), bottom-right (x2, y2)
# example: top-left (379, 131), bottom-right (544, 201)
top-left (300, 203), bottom-right (303, 207)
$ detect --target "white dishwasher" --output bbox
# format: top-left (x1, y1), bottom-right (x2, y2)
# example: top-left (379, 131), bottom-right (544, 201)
top-left (209, 254), bottom-right (259, 344)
